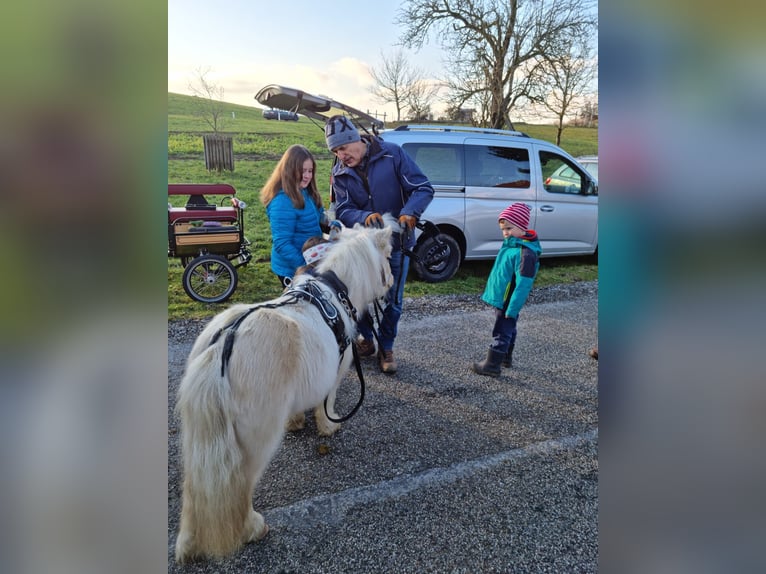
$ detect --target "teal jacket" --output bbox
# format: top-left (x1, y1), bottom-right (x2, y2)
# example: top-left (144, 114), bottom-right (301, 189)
top-left (265, 189), bottom-right (324, 277)
top-left (481, 231), bottom-right (542, 319)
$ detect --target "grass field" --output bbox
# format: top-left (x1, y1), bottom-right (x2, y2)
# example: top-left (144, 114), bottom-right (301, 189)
top-left (168, 92), bottom-right (598, 320)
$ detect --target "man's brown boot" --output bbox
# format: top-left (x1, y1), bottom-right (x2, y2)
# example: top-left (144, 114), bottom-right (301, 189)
top-left (378, 349), bottom-right (397, 374)
top-left (356, 338), bottom-right (376, 357)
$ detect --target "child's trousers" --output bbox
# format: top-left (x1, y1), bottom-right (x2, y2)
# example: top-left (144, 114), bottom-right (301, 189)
top-left (490, 309), bottom-right (517, 353)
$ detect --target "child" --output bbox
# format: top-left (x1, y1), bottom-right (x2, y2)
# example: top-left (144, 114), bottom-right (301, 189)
top-left (260, 144), bottom-right (324, 287)
top-left (472, 203), bottom-right (542, 377)
top-left (297, 235), bottom-right (332, 274)
top-left (293, 221), bottom-right (342, 277)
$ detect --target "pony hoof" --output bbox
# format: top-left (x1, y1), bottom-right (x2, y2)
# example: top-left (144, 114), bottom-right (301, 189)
top-left (255, 523), bottom-right (269, 541)
top-left (286, 413), bottom-right (306, 432)
top-left (246, 511), bottom-right (269, 543)
top-left (317, 422), bottom-right (340, 437)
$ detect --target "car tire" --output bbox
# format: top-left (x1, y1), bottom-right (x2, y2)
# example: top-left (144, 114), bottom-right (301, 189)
top-left (412, 232), bottom-right (461, 283)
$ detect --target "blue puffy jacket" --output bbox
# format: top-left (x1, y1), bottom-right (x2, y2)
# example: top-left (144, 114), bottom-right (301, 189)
top-left (332, 137), bottom-right (434, 250)
top-left (265, 189), bottom-right (324, 277)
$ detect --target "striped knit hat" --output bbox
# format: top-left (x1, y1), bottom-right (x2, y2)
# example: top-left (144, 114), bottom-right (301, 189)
top-left (498, 202), bottom-right (531, 231)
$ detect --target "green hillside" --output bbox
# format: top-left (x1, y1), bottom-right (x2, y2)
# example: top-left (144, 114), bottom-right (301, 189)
top-left (168, 92), bottom-right (597, 159)
top-left (169, 92), bottom-right (330, 158)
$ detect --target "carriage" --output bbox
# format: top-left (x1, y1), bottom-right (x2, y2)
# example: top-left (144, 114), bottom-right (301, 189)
top-left (168, 183), bottom-right (252, 303)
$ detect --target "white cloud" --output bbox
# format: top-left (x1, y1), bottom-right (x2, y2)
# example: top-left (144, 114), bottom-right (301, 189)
top-left (169, 57), bottom-right (402, 120)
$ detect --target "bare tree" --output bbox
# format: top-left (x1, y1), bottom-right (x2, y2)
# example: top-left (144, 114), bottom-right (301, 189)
top-left (187, 66), bottom-right (227, 133)
top-left (188, 67), bottom-right (233, 171)
top-left (396, 0), bottom-right (597, 130)
top-left (577, 98), bottom-right (598, 127)
top-left (443, 59), bottom-right (490, 125)
top-left (405, 79), bottom-right (441, 121)
top-left (369, 50), bottom-right (419, 122)
top-left (539, 39), bottom-right (597, 145)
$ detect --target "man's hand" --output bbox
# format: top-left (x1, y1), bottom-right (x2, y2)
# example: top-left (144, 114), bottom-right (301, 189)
top-left (398, 214), bottom-right (417, 231)
top-left (365, 212), bottom-right (384, 228)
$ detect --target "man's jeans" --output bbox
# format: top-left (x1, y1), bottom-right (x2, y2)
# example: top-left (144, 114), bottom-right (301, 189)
top-left (358, 249), bottom-right (409, 352)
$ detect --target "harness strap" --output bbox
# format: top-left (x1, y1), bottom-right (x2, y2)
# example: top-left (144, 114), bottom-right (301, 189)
top-left (323, 343), bottom-right (366, 423)
top-left (212, 270), bottom-right (357, 377)
top-left (207, 269), bottom-right (369, 423)
top-left (212, 296), bottom-right (300, 376)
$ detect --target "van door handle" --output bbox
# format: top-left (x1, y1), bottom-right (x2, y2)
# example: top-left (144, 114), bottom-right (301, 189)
top-left (540, 205), bottom-right (554, 212)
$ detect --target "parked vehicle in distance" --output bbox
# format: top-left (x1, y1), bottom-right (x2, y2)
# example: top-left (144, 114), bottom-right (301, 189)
top-left (576, 155), bottom-right (598, 182)
top-left (262, 108), bottom-right (299, 121)
top-left (254, 84), bottom-right (598, 282)
top-left (545, 156), bottom-right (598, 193)
top-left (544, 163), bottom-right (585, 193)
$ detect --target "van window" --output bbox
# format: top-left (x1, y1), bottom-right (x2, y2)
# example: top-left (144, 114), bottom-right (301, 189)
top-left (540, 151), bottom-right (586, 195)
top-left (401, 143), bottom-right (463, 186)
top-left (465, 145), bottom-right (531, 188)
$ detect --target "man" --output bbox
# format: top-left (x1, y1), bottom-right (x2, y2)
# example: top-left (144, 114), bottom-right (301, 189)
top-left (325, 115), bottom-right (434, 374)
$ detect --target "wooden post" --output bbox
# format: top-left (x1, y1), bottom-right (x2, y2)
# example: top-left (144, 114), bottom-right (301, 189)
top-left (203, 134), bottom-right (234, 172)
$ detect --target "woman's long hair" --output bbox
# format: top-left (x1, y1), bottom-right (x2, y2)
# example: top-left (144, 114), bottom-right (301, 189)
top-left (259, 144), bottom-right (321, 209)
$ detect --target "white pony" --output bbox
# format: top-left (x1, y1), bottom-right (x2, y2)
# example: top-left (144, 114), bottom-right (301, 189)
top-left (174, 224), bottom-right (393, 563)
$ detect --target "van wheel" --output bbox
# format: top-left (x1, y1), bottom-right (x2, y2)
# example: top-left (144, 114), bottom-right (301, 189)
top-left (412, 233), bottom-right (461, 283)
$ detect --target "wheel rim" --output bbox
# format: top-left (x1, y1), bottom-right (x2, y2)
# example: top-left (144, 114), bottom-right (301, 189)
top-left (183, 256), bottom-right (237, 303)
top-left (423, 241), bottom-right (450, 272)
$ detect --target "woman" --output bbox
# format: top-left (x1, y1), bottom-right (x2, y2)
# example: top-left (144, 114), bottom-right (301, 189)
top-left (260, 144), bottom-right (326, 286)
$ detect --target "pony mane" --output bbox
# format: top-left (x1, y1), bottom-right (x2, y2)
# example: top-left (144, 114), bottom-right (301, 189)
top-left (316, 226), bottom-right (392, 309)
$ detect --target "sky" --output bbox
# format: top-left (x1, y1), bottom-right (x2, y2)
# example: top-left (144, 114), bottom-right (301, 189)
top-left (168, 0), bottom-right (447, 121)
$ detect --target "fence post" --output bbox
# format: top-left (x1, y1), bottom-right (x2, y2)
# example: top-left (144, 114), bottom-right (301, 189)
top-left (203, 134), bottom-right (234, 172)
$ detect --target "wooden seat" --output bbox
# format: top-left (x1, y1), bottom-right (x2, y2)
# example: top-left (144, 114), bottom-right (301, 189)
top-left (168, 207), bottom-right (237, 224)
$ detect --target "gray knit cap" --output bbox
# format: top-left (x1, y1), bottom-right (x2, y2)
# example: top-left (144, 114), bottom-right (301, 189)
top-left (325, 115), bottom-right (361, 151)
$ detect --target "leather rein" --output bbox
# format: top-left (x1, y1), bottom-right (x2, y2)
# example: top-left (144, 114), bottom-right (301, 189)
top-left (209, 268), bottom-right (367, 423)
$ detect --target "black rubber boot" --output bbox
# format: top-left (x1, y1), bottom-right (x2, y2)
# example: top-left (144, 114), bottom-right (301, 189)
top-left (502, 345), bottom-right (514, 368)
top-left (472, 349), bottom-right (505, 377)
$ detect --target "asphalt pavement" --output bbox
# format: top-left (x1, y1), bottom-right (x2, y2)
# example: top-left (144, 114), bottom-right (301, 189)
top-left (167, 282), bottom-right (598, 573)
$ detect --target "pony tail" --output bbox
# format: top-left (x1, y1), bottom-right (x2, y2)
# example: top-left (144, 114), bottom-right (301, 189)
top-left (174, 346), bottom-right (250, 562)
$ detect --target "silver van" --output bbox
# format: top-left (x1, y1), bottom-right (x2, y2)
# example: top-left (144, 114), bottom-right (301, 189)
top-left (380, 125), bottom-right (598, 281)
top-left (255, 85), bottom-right (598, 282)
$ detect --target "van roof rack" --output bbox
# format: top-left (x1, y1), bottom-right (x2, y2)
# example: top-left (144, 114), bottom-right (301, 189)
top-left (391, 124), bottom-right (529, 138)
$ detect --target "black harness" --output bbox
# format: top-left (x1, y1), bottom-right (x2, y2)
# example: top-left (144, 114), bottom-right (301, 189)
top-left (210, 269), bottom-right (357, 377)
top-left (208, 268), bottom-right (368, 423)
top-left (289, 269), bottom-right (358, 356)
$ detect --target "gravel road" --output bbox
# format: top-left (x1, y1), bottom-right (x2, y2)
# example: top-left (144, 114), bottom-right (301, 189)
top-left (168, 281), bottom-right (598, 573)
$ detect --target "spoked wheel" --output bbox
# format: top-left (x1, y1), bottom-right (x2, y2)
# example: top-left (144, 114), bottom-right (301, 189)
top-left (182, 254), bottom-right (238, 303)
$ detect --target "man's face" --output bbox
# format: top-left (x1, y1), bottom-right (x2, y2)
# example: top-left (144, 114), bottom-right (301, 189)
top-left (332, 140), bottom-right (367, 168)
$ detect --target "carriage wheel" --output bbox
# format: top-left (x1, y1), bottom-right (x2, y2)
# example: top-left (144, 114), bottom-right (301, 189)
top-left (182, 254), bottom-right (238, 303)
